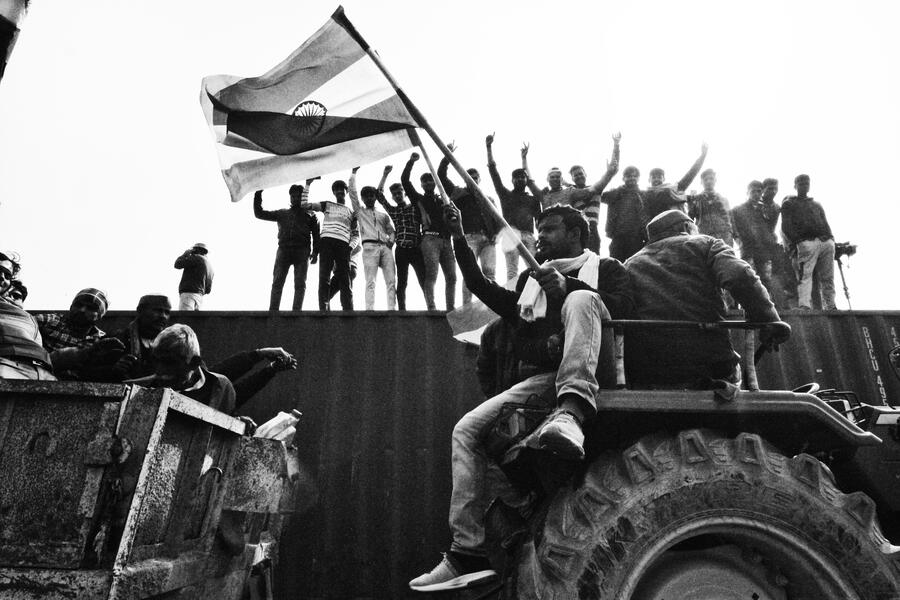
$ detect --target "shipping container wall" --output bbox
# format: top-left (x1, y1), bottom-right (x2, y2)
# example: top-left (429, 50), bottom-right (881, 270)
top-left (83, 310), bottom-right (900, 599)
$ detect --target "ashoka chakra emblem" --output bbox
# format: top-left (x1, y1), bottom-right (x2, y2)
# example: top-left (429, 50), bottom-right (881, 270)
top-left (291, 100), bottom-right (327, 136)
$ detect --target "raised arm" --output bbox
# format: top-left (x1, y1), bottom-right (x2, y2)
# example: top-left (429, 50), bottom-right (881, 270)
top-left (438, 143), bottom-right (459, 197)
top-left (401, 153), bottom-right (422, 205)
top-left (445, 203), bottom-right (519, 318)
top-left (348, 167), bottom-right (361, 212)
top-left (520, 140), bottom-right (544, 203)
top-left (677, 142), bottom-right (709, 192)
top-left (486, 133), bottom-right (511, 197)
top-left (253, 190), bottom-right (278, 221)
top-left (377, 165), bottom-right (392, 194)
top-left (298, 177), bottom-right (322, 212)
top-left (595, 132), bottom-right (622, 193)
top-left (569, 133), bottom-right (622, 202)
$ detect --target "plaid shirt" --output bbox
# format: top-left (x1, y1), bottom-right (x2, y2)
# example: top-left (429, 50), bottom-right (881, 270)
top-left (34, 313), bottom-right (105, 351)
top-left (379, 199), bottom-right (422, 248)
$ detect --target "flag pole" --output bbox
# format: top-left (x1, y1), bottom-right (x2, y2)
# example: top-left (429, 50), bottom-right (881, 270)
top-left (408, 129), bottom-right (451, 207)
top-left (332, 7), bottom-right (540, 271)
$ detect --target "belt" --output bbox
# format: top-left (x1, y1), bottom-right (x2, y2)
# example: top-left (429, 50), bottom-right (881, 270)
top-left (362, 239), bottom-right (385, 245)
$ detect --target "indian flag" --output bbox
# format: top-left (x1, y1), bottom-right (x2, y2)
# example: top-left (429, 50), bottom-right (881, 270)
top-left (200, 7), bottom-right (419, 202)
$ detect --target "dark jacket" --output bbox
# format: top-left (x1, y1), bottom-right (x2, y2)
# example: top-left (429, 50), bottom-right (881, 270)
top-left (780, 196), bottom-right (832, 246)
top-left (455, 237), bottom-right (633, 370)
top-left (174, 252), bottom-right (214, 295)
top-left (731, 200), bottom-right (779, 262)
top-left (254, 192), bottom-right (321, 251)
top-left (131, 366), bottom-right (236, 415)
top-left (438, 157), bottom-right (498, 238)
top-left (476, 318), bottom-right (520, 398)
top-left (625, 233), bottom-right (778, 386)
top-left (401, 159), bottom-right (450, 238)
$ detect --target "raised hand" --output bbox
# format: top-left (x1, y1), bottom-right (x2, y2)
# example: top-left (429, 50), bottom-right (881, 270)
top-left (444, 202), bottom-right (464, 238)
top-left (383, 165), bottom-right (393, 175)
top-left (485, 132), bottom-right (495, 146)
top-left (612, 131), bottom-right (622, 143)
top-left (447, 141), bottom-right (457, 153)
top-left (521, 142), bottom-right (530, 159)
top-left (701, 141), bottom-right (709, 154)
top-left (351, 166), bottom-right (360, 174)
top-left (410, 152), bottom-right (420, 162)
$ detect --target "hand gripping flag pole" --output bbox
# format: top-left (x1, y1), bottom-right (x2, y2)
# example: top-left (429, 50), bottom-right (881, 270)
top-left (332, 7), bottom-right (540, 271)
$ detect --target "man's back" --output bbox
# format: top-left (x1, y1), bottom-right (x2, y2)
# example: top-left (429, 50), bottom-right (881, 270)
top-left (175, 253), bottom-right (214, 294)
top-left (625, 233), bottom-right (776, 385)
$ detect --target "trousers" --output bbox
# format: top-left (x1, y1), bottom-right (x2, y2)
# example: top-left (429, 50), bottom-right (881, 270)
top-left (449, 291), bottom-right (606, 554)
top-left (269, 245), bottom-right (310, 310)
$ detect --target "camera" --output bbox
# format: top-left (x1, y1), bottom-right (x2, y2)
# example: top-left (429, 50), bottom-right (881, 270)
top-left (834, 241), bottom-right (857, 260)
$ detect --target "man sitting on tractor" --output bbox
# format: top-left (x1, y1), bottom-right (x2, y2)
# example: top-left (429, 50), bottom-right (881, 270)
top-left (625, 209), bottom-right (788, 389)
top-left (409, 203), bottom-right (633, 592)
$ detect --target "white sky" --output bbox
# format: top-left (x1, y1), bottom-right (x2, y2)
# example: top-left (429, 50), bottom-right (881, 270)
top-left (1, 0), bottom-right (897, 311)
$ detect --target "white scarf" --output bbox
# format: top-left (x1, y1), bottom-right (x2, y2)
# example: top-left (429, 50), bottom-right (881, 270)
top-left (517, 250), bottom-right (600, 322)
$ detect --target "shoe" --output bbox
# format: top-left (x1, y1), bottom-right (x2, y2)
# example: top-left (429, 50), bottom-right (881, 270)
top-left (408, 553), bottom-right (497, 592)
top-left (538, 410), bottom-right (585, 460)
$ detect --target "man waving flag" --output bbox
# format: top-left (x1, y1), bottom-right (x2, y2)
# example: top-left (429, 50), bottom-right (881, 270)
top-left (201, 7), bottom-right (419, 202)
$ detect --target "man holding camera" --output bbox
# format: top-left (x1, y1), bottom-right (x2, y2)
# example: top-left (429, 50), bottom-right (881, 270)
top-left (174, 243), bottom-right (214, 310)
top-left (780, 174), bottom-right (836, 310)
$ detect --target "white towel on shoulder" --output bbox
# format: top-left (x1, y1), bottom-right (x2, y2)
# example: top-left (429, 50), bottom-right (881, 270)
top-left (517, 250), bottom-right (600, 322)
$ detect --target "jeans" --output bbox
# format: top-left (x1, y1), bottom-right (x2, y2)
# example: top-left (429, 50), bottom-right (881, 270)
top-left (395, 245), bottom-right (426, 311)
top-left (318, 237), bottom-right (353, 311)
top-left (362, 242), bottom-right (396, 310)
top-left (270, 245), bottom-right (310, 310)
top-left (420, 234), bottom-right (456, 311)
top-left (502, 229), bottom-right (536, 283)
top-left (178, 292), bottom-right (203, 310)
top-left (449, 291), bottom-right (606, 554)
top-left (794, 238), bottom-right (836, 310)
top-left (0, 357), bottom-right (57, 380)
top-left (462, 232), bottom-right (496, 304)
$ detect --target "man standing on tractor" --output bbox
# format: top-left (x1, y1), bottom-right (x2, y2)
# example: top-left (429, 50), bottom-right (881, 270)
top-left (409, 203), bottom-right (633, 592)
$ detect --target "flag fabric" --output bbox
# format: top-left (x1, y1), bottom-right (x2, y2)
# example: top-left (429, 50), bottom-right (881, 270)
top-left (446, 275), bottom-right (521, 346)
top-left (201, 8), bottom-right (419, 202)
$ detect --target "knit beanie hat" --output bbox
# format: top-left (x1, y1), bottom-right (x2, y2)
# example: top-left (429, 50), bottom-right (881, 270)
top-left (75, 287), bottom-right (109, 315)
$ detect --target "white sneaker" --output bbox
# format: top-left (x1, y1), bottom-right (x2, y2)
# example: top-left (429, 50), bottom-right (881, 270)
top-left (538, 410), bottom-right (585, 460)
top-left (409, 553), bottom-right (497, 592)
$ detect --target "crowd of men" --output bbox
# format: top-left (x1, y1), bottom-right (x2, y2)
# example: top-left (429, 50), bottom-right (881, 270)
top-left (241, 135), bottom-right (839, 313)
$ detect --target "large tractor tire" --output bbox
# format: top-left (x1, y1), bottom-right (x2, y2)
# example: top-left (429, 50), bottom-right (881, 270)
top-left (513, 429), bottom-right (900, 599)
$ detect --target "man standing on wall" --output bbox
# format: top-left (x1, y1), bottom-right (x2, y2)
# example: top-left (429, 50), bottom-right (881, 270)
top-left (253, 184), bottom-right (320, 311)
top-left (174, 243), bottom-right (213, 310)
